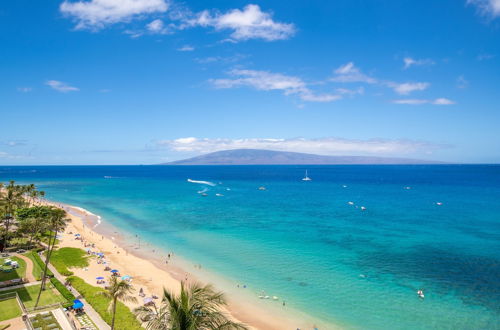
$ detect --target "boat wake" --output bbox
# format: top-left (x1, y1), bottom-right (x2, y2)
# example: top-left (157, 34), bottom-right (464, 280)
top-left (187, 179), bottom-right (216, 186)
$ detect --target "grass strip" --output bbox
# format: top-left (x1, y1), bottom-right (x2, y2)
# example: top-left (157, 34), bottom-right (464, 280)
top-left (49, 248), bottom-right (90, 276)
top-left (67, 276), bottom-right (142, 330)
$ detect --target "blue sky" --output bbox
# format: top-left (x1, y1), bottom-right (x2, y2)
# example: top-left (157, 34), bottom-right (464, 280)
top-left (1, 0), bottom-right (499, 164)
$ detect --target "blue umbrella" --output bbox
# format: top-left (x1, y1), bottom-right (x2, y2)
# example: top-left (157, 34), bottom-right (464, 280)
top-left (96, 276), bottom-right (104, 280)
top-left (74, 234), bottom-right (81, 237)
top-left (72, 299), bottom-right (84, 309)
top-left (121, 275), bottom-right (131, 280)
top-left (110, 269), bottom-right (119, 273)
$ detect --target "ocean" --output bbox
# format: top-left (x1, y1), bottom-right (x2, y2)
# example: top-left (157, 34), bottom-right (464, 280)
top-left (1, 165), bottom-right (499, 329)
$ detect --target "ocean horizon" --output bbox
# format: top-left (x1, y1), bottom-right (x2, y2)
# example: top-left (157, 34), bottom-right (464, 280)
top-left (1, 165), bottom-right (499, 329)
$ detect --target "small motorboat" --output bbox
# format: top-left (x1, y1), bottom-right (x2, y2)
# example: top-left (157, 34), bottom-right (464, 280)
top-left (436, 202), bottom-right (442, 206)
top-left (360, 206), bottom-right (366, 211)
top-left (348, 201), bottom-right (354, 205)
top-left (258, 186), bottom-right (266, 191)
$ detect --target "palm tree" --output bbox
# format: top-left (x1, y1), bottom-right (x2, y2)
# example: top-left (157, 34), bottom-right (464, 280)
top-left (135, 281), bottom-right (248, 330)
top-left (16, 206), bottom-right (51, 249)
top-left (0, 181), bottom-right (27, 251)
top-left (98, 276), bottom-right (137, 330)
top-left (35, 206), bottom-right (70, 307)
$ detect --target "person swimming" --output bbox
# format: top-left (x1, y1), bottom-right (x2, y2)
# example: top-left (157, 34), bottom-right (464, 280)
top-left (417, 289), bottom-right (425, 298)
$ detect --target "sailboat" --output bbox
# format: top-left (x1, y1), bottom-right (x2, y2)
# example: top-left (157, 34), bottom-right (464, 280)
top-left (302, 170), bottom-right (312, 181)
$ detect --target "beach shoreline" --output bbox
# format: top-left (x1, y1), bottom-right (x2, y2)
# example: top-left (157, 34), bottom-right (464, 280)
top-left (42, 198), bottom-right (336, 330)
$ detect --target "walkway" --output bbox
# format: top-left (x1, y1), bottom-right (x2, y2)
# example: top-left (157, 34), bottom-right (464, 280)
top-left (52, 308), bottom-right (75, 330)
top-left (15, 253), bottom-right (36, 282)
top-left (0, 316), bottom-right (26, 330)
top-left (46, 260), bottom-right (111, 330)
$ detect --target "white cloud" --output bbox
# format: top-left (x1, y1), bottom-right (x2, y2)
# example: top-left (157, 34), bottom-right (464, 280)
top-left (392, 98), bottom-right (455, 105)
top-left (477, 53), bottom-right (495, 60)
top-left (185, 4), bottom-right (295, 41)
top-left (1, 140), bottom-right (27, 147)
top-left (336, 87), bottom-right (364, 96)
top-left (177, 45), bottom-right (194, 51)
top-left (45, 80), bottom-right (80, 92)
top-left (433, 98), bottom-right (455, 105)
top-left (331, 62), bottom-right (377, 84)
top-left (403, 57), bottom-right (435, 69)
top-left (388, 82), bottom-right (429, 95)
top-left (392, 99), bottom-right (429, 105)
top-left (467, 0), bottom-right (500, 18)
top-left (60, 0), bottom-right (169, 30)
top-left (158, 137), bottom-right (439, 155)
top-left (457, 75), bottom-right (469, 89)
top-left (17, 87), bottom-right (32, 92)
top-left (146, 18), bottom-right (168, 33)
top-left (210, 69), bottom-right (341, 102)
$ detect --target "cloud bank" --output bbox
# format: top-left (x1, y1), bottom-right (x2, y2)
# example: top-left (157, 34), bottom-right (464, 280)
top-left (60, 2), bottom-right (294, 41)
top-left (158, 137), bottom-right (440, 156)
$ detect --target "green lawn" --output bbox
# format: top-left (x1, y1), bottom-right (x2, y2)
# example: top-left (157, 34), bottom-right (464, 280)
top-left (49, 248), bottom-right (90, 276)
top-left (0, 297), bottom-right (22, 321)
top-left (29, 313), bottom-right (62, 330)
top-left (2, 284), bottom-right (66, 309)
top-left (0, 256), bottom-right (26, 281)
top-left (24, 252), bottom-right (43, 281)
top-left (67, 276), bottom-right (142, 330)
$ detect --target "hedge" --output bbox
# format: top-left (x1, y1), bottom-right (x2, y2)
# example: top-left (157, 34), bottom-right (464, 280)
top-left (50, 277), bottom-right (75, 308)
top-left (67, 276), bottom-right (142, 330)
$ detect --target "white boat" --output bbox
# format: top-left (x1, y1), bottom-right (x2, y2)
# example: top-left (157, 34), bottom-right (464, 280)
top-left (360, 206), bottom-right (366, 211)
top-left (302, 170), bottom-right (312, 181)
top-left (258, 186), bottom-right (266, 191)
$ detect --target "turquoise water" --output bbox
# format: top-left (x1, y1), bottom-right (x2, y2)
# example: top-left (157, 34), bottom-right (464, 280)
top-left (1, 165), bottom-right (499, 329)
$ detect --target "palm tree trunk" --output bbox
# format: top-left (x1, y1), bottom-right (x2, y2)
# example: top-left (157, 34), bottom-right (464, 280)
top-left (1, 216), bottom-right (12, 252)
top-left (34, 229), bottom-right (56, 307)
top-left (111, 298), bottom-right (117, 330)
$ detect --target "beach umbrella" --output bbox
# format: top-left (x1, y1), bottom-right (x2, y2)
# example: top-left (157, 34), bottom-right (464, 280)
top-left (143, 297), bottom-right (153, 304)
top-left (110, 269), bottom-right (119, 273)
top-left (75, 234), bottom-right (81, 237)
top-left (72, 299), bottom-right (84, 309)
top-left (96, 276), bottom-right (104, 280)
top-left (121, 275), bottom-right (131, 280)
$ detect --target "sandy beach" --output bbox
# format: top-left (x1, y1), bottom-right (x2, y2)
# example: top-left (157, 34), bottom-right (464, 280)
top-left (43, 200), bottom-right (329, 330)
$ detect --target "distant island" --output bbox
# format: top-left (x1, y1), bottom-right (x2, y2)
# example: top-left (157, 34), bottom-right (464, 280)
top-left (160, 149), bottom-right (442, 165)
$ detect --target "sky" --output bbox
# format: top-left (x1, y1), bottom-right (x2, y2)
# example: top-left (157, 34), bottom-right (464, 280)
top-left (1, 0), bottom-right (500, 165)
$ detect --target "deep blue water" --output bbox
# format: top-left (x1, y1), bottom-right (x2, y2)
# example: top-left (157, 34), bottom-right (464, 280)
top-left (1, 165), bottom-right (499, 329)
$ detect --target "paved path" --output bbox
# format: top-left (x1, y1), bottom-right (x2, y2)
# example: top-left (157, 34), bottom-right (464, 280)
top-left (0, 316), bottom-right (26, 330)
top-left (52, 308), bottom-right (75, 330)
top-left (15, 253), bottom-right (36, 282)
top-left (46, 259), bottom-right (111, 330)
